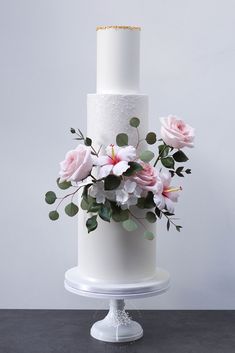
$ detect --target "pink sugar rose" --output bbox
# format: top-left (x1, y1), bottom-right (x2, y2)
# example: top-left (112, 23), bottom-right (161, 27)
top-left (131, 162), bottom-right (163, 193)
top-left (160, 115), bottom-right (195, 149)
top-left (59, 145), bottom-right (93, 183)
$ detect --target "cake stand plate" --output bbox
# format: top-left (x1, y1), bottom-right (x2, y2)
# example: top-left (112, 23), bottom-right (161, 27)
top-left (64, 267), bottom-right (170, 343)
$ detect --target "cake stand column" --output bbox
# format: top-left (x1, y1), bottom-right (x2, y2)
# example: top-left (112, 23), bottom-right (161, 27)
top-left (90, 298), bottom-right (143, 343)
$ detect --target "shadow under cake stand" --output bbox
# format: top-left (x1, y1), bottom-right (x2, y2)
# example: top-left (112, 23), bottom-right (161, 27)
top-left (65, 267), bottom-right (170, 343)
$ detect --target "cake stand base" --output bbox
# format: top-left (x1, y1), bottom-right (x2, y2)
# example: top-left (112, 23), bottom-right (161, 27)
top-left (90, 299), bottom-right (143, 343)
top-left (64, 267), bottom-right (170, 343)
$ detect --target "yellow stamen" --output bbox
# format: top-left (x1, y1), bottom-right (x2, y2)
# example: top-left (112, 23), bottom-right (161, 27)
top-left (164, 186), bottom-right (182, 193)
top-left (111, 145), bottom-right (115, 159)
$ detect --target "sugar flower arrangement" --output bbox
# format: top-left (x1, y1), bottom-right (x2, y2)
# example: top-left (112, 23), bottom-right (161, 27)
top-left (45, 116), bottom-right (194, 240)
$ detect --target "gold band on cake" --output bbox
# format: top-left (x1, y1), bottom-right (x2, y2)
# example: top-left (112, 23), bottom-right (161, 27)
top-left (96, 25), bottom-right (141, 31)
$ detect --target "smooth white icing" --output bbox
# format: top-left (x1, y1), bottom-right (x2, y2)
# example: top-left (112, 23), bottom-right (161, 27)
top-left (77, 94), bottom-right (156, 283)
top-left (97, 28), bottom-right (140, 94)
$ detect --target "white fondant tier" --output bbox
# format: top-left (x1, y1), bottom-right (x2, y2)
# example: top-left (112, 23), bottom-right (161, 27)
top-left (96, 27), bottom-right (140, 94)
top-left (77, 94), bottom-right (156, 283)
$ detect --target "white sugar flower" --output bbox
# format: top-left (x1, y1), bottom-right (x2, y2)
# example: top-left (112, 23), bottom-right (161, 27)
top-left (95, 144), bottom-right (136, 178)
top-left (115, 180), bottom-right (142, 209)
top-left (153, 171), bottom-right (182, 213)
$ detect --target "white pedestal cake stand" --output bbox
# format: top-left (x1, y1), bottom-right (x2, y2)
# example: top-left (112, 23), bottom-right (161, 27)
top-left (64, 267), bottom-right (170, 343)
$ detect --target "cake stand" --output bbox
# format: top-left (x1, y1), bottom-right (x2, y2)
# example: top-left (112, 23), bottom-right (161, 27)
top-left (64, 267), bottom-right (170, 343)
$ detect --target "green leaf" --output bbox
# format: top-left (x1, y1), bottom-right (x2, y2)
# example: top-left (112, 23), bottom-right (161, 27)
top-left (155, 207), bottom-right (162, 218)
top-left (164, 211), bottom-right (175, 216)
top-left (176, 225), bottom-right (182, 232)
top-left (146, 211), bottom-right (157, 223)
top-left (122, 219), bottom-right (138, 232)
top-left (99, 204), bottom-right (111, 222)
top-left (176, 166), bottom-right (184, 173)
top-left (104, 175), bottom-right (121, 190)
top-left (82, 183), bottom-right (92, 198)
top-left (129, 117), bottom-right (140, 127)
top-left (87, 199), bottom-right (101, 213)
top-left (137, 192), bottom-right (155, 209)
top-left (49, 210), bottom-right (59, 221)
top-left (65, 202), bottom-right (79, 217)
top-left (136, 197), bottom-right (146, 209)
top-left (110, 202), bottom-right (129, 222)
top-left (144, 230), bottom-right (155, 240)
top-left (167, 219), bottom-right (170, 231)
top-left (123, 162), bottom-right (143, 176)
top-left (146, 132), bottom-right (157, 145)
top-left (84, 137), bottom-right (92, 146)
top-left (86, 215), bottom-right (98, 233)
top-left (70, 128), bottom-right (76, 134)
top-left (81, 198), bottom-right (89, 210)
top-left (161, 157), bottom-right (175, 169)
top-left (45, 191), bottom-right (57, 204)
top-left (173, 150), bottom-right (188, 162)
top-left (158, 144), bottom-right (170, 158)
top-left (116, 133), bottom-right (128, 146)
top-left (111, 206), bottom-right (129, 222)
top-left (57, 178), bottom-right (72, 190)
top-left (139, 150), bottom-right (155, 162)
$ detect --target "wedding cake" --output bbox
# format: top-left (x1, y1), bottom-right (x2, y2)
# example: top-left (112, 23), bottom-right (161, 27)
top-left (77, 26), bottom-right (156, 283)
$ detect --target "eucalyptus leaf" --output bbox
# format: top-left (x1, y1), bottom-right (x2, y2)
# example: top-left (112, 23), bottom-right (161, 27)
top-left (111, 206), bottom-right (129, 222)
top-left (57, 178), bottom-right (71, 190)
top-left (176, 225), bottom-right (182, 232)
top-left (81, 198), bottom-right (89, 210)
top-left (129, 117), bottom-right (140, 127)
top-left (146, 132), bottom-right (157, 145)
top-left (70, 128), bottom-right (76, 134)
top-left (45, 191), bottom-right (56, 204)
top-left (49, 210), bottom-right (59, 221)
top-left (86, 215), bottom-right (98, 233)
top-left (116, 133), bottom-right (128, 146)
top-left (98, 204), bottom-right (111, 222)
top-left (104, 175), bottom-right (121, 190)
top-left (140, 150), bottom-right (155, 162)
top-left (65, 202), bottom-right (79, 217)
top-left (144, 230), bottom-right (155, 240)
top-left (146, 211), bottom-right (157, 223)
top-left (122, 219), bottom-right (138, 232)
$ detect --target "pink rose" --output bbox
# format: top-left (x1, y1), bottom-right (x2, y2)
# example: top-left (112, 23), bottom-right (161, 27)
top-left (131, 162), bottom-right (163, 193)
top-left (59, 145), bottom-right (93, 183)
top-left (160, 115), bottom-right (195, 149)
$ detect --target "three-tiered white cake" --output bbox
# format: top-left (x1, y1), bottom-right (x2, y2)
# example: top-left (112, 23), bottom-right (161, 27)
top-left (77, 26), bottom-right (156, 283)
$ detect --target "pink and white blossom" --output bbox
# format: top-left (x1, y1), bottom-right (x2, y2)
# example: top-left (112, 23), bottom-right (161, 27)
top-left (95, 145), bottom-right (136, 178)
top-left (59, 145), bottom-right (93, 183)
top-left (160, 115), bottom-right (195, 149)
top-left (154, 171), bottom-right (181, 213)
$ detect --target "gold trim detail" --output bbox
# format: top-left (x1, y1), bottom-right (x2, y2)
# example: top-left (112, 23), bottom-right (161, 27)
top-left (96, 25), bottom-right (141, 31)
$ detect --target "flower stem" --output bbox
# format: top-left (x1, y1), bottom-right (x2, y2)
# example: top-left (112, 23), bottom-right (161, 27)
top-left (153, 145), bottom-right (168, 167)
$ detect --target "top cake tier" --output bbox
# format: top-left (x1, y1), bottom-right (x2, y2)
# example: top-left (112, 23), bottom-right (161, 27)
top-left (96, 26), bottom-right (141, 94)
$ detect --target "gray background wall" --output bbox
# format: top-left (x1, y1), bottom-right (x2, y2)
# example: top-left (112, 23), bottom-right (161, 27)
top-left (1, 0), bottom-right (235, 309)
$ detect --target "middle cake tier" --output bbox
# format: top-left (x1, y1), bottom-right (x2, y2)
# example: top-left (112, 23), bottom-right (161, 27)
top-left (77, 94), bottom-right (156, 283)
